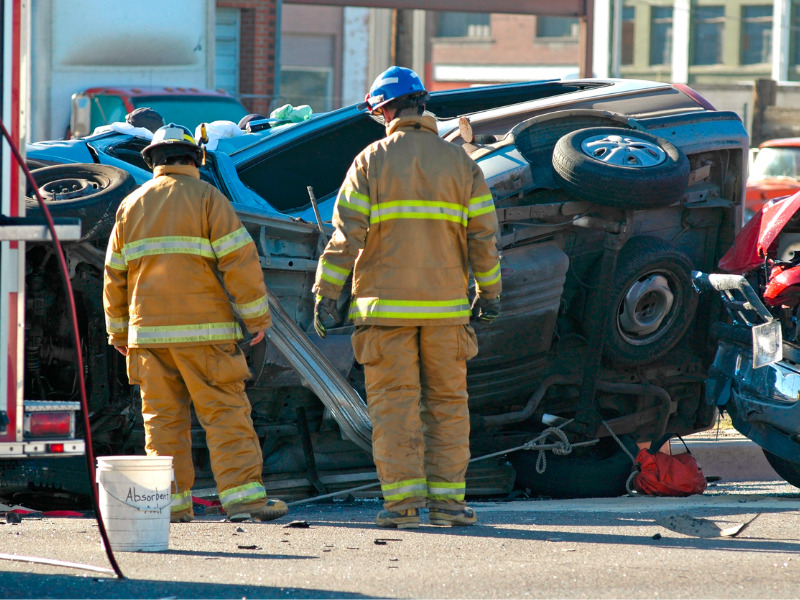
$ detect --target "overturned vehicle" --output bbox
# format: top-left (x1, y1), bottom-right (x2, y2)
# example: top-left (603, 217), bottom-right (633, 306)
top-left (7, 78), bottom-right (747, 505)
top-left (694, 193), bottom-right (800, 489)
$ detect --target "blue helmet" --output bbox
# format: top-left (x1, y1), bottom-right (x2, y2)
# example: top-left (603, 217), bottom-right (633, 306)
top-left (362, 66), bottom-right (428, 114)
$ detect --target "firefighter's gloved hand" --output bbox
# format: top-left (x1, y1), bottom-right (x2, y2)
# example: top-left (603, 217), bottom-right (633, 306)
top-left (314, 295), bottom-right (341, 338)
top-left (471, 295), bottom-right (501, 323)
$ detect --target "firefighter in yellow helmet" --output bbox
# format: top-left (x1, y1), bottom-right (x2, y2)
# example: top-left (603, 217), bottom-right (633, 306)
top-left (103, 123), bottom-right (288, 523)
top-left (313, 67), bottom-right (502, 529)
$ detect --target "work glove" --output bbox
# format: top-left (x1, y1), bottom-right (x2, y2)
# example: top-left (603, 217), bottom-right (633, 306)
top-left (314, 295), bottom-right (341, 338)
top-left (471, 295), bottom-right (501, 324)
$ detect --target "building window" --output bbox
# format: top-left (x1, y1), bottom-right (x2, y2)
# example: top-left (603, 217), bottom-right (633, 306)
top-left (741, 5), bottom-right (772, 65)
top-left (536, 16), bottom-right (579, 38)
top-left (621, 6), bottom-right (635, 65)
top-left (436, 12), bottom-right (490, 38)
top-left (691, 5), bottom-right (725, 66)
top-left (650, 6), bottom-right (673, 66)
top-left (280, 67), bottom-right (333, 113)
top-left (795, 2), bottom-right (800, 66)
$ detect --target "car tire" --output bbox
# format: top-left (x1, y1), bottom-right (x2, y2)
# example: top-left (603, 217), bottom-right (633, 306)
top-left (26, 163), bottom-right (136, 243)
top-left (589, 236), bottom-right (698, 367)
top-left (509, 435), bottom-right (639, 498)
top-left (763, 449), bottom-right (800, 489)
top-left (552, 127), bottom-right (690, 208)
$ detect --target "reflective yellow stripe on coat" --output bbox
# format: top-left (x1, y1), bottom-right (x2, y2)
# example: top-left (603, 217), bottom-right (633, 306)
top-left (129, 322), bottom-right (243, 345)
top-left (123, 236), bottom-right (215, 261)
top-left (349, 298), bottom-right (470, 321)
top-left (370, 200), bottom-right (468, 226)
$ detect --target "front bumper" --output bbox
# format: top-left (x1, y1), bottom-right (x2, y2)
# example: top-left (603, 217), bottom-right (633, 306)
top-left (708, 339), bottom-right (800, 461)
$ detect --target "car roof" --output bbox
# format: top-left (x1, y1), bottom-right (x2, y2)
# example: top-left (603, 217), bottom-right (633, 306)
top-left (81, 86), bottom-right (237, 99)
top-left (217, 78), bottom-right (685, 163)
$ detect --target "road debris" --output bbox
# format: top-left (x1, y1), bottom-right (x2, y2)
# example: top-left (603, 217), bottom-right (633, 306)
top-left (284, 520), bottom-right (310, 528)
top-left (656, 513), bottom-right (762, 538)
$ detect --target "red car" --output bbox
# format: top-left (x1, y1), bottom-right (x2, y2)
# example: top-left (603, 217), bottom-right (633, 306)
top-left (746, 137), bottom-right (800, 217)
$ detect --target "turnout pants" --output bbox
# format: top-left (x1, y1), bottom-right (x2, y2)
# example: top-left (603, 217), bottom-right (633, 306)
top-left (352, 324), bottom-right (479, 511)
top-left (127, 343), bottom-right (267, 519)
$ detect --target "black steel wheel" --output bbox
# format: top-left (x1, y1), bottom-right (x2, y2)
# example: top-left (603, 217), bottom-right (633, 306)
top-left (552, 126), bottom-right (689, 208)
top-left (589, 236), bottom-right (698, 367)
top-left (26, 163), bottom-right (136, 242)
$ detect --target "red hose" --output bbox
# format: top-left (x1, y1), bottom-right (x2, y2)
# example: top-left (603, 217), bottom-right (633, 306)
top-left (0, 120), bottom-right (124, 579)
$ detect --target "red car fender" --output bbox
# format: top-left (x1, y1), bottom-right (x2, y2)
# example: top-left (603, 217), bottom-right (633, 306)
top-left (719, 192), bottom-right (800, 273)
top-left (764, 263), bottom-right (800, 306)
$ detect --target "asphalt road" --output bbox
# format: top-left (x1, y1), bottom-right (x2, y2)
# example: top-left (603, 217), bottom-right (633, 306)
top-left (2, 479), bottom-right (800, 599)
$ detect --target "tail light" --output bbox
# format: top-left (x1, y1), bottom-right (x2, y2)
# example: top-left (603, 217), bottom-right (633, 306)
top-left (25, 411), bottom-right (73, 438)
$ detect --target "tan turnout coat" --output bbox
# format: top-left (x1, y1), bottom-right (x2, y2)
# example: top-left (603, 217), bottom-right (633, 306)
top-left (313, 114), bottom-right (501, 325)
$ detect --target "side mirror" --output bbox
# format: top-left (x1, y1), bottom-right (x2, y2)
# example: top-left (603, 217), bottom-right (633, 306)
top-left (70, 93), bottom-right (91, 139)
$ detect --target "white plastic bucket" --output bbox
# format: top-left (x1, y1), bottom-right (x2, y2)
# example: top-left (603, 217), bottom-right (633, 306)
top-left (96, 455), bottom-right (174, 552)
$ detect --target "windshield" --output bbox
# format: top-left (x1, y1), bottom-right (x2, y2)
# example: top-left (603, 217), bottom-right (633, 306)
top-left (750, 147), bottom-right (800, 180)
top-left (132, 96), bottom-right (249, 131)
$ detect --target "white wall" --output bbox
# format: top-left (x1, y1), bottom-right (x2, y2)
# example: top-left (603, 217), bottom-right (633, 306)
top-left (30, 0), bottom-right (213, 140)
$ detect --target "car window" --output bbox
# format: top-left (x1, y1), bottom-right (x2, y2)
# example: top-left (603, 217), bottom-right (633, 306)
top-left (750, 147), bottom-right (800, 179)
top-left (104, 137), bottom-right (152, 172)
top-left (90, 95), bottom-right (127, 131)
top-left (132, 96), bottom-right (249, 132)
top-left (237, 115), bottom-right (384, 213)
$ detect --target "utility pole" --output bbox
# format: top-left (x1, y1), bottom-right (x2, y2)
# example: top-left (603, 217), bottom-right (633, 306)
top-left (391, 9), bottom-right (415, 68)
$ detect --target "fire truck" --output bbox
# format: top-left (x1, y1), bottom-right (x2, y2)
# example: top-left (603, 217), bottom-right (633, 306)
top-left (1, 1), bottom-right (84, 470)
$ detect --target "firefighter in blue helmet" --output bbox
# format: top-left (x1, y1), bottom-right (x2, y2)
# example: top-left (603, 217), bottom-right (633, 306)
top-left (313, 67), bottom-right (502, 529)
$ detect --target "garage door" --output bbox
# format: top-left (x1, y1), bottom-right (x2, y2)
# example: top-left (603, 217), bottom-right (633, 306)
top-left (216, 7), bottom-right (240, 98)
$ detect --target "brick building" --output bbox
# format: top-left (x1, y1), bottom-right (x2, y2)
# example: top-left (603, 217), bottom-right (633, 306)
top-left (216, 0), bottom-right (280, 116)
top-left (427, 12), bottom-right (581, 91)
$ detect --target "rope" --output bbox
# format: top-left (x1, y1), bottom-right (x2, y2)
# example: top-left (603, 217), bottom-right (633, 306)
top-left (287, 419), bottom-right (600, 506)
top-left (601, 419), bottom-right (640, 496)
top-left (529, 427), bottom-right (573, 474)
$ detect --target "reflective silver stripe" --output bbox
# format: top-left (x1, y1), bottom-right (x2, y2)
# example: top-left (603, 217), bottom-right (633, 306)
top-left (105, 315), bottom-right (128, 333)
top-left (371, 200), bottom-right (467, 225)
top-left (474, 263), bottom-right (501, 287)
top-left (123, 236), bottom-right (215, 261)
top-left (105, 250), bottom-right (127, 271)
top-left (171, 490), bottom-right (192, 512)
top-left (319, 259), bottom-right (351, 286)
top-left (382, 478), bottom-right (427, 501)
top-left (212, 227), bottom-right (252, 258)
top-left (218, 482), bottom-right (267, 508)
top-left (338, 190), bottom-right (371, 216)
top-left (350, 298), bottom-right (470, 320)
top-left (129, 322), bottom-right (242, 345)
top-left (235, 294), bottom-right (269, 319)
top-left (427, 481), bottom-right (466, 499)
top-left (468, 193), bottom-right (495, 218)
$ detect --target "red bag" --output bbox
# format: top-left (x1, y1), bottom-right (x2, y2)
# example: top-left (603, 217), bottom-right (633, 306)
top-left (633, 434), bottom-right (707, 496)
